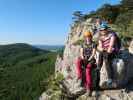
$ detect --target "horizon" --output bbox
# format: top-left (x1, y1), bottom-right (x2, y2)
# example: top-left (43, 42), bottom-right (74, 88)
top-left (0, 0), bottom-right (120, 45)
top-left (0, 42), bottom-right (64, 46)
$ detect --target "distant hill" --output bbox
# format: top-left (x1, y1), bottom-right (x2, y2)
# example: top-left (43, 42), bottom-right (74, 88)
top-left (33, 45), bottom-right (64, 52)
top-left (0, 43), bottom-right (57, 100)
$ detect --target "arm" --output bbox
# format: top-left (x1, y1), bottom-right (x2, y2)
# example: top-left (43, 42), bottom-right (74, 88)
top-left (97, 40), bottom-right (103, 52)
top-left (107, 35), bottom-right (115, 53)
top-left (80, 48), bottom-right (84, 59)
top-left (88, 48), bottom-right (96, 61)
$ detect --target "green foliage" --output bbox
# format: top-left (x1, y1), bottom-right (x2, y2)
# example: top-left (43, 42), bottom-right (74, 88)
top-left (47, 73), bottom-right (64, 91)
top-left (44, 73), bottom-right (64, 100)
top-left (73, 0), bottom-right (133, 44)
top-left (72, 11), bottom-right (83, 20)
top-left (72, 11), bottom-right (86, 24)
top-left (115, 10), bottom-right (133, 28)
top-left (127, 20), bottom-right (133, 37)
top-left (57, 47), bottom-right (65, 58)
top-left (120, 0), bottom-right (133, 11)
top-left (0, 43), bottom-right (57, 100)
top-left (82, 4), bottom-right (120, 23)
top-left (114, 10), bottom-right (133, 42)
top-left (76, 0), bottom-right (133, 25)
top-left (96, 4), bottom-right (120, 23)
top-left (83, 11), bottom-right (97, 20)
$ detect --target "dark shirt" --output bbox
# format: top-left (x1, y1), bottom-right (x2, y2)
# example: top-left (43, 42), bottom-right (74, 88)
top-left (82, 41), bottom-right (96, 60)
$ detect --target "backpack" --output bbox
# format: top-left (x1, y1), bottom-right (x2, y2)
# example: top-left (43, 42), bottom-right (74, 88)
top-left (111, 31), bottom-right (121, 52)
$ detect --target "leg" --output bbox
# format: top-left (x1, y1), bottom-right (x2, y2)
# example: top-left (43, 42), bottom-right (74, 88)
top-left (107, 52), bottom-right (116, 79)
top-left (97, 52), bottom-right (103, 70)
top-left (95, 52), bottom-right (103, 89)
top-left (104, 52), bottom-right (114, 79)
top-left (103, 52), bottom-right (118, 88)
top-left (85, 63), bottom-right (93, 90)
top-left (76, 57), bottom-right (83, 80)
top-left (95, 66), bottom-right (100, 90)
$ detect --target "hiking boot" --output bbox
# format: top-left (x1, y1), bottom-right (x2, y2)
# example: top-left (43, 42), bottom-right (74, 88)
top-left (101, 79), bottom-right (112, 88)
top-left (86, 89), bottom-right (92, 97)
top-left (108, 81), bottom-right (117, 89)
top-left (92, 90), bottom-right (100, 97)
top-left (106, 79), bottom-right (112, 88)
top-left (106, 79), bottom-right (117, 88)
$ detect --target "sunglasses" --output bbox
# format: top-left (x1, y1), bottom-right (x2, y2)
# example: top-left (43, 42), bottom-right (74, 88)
top-left (100, 29), bottom-right (107, 31)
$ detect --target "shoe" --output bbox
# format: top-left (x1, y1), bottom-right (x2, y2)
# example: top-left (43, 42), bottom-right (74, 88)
top-left (107, 79), bottom-right (112, 88)
top-left (101, 79), bottom-right (112, 89)
top-left (106, 79), bottom-right (117, 88)
top-left (86, 89), bottom-right (92, 97)
top-left (92, 90), bottom-right (100, 97)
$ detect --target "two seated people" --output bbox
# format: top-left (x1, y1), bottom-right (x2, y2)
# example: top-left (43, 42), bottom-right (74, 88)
top-left (76, 22), bottom-right (120, 96)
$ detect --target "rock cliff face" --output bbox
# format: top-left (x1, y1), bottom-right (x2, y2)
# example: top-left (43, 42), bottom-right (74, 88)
top-left (40, 18), bottom-right (133, 100)
top-left (129, 40), bottom-right (133, 54)
top-left (55, 18), bottom-right (94, 93)
top-left (54, 18), bottom-right (133, 99)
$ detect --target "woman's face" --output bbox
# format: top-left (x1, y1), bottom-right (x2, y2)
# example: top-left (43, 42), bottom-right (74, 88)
top-left (96, 19), bottom-right (101, 24)
top-left (85, 37), bottom-right (92, 43)
top-left (100, 29), bottom-right (108, 35)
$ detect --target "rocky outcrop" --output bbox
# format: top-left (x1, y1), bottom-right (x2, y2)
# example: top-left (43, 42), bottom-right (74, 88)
top-left (40, 18), bottom-right (133, 100)
top-left (78, 89), bottom-right (133, 100)
top-left (129, 40), bottom-right (133, 54)
top-left (55, 18), bottom-right (95, 94)
top-left (39, 92), bottom-right (50, 100)
top-left (55, 18), bottom-right (133, 91)
top-left (99, 58), bottom-right (125, 88)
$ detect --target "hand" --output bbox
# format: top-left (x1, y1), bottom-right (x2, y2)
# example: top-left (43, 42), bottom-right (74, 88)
top-left (97, 47), bottom-right (103, 52)
top-left (81, 56), bottom-right (84, 60)
top-left (107, 51), bottom-right (112, 54)
top-left (88, 57), bottom-right (92, 61)
top-left (107, 49), bottom-right (112, 54)
top-left (103, 48), bottom-right (108, 51)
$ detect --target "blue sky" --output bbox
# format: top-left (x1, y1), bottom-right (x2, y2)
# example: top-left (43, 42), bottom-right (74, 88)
top-left (0, 0), bottom-right (120, 45)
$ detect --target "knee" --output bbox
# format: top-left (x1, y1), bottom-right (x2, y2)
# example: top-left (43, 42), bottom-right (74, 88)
top-left (76, 57), bottom-right (82, 64)
top-left (86, 64), bottom-right (92, 69)
top-left (75, 58), bottom-right (82, 67)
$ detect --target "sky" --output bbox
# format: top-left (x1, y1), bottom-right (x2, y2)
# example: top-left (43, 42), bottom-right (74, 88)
top-left (0, 0), bottom-right (121, 45)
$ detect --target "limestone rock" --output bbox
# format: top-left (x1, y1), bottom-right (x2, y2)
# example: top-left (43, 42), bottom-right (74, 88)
top-left (55, 17), bottom-right (133, 92)
top-left (77, 89), bottom-right (133, 100)
top-left (55, 18), bottom-right (95, 94)
top-left (39, 92), bottom-right (50, 100)
top-left (99, 60), bottom-right (109, 87)
top-left (129, 40), bottom-right (133, 54)
top-left (55, 55), bottom-right (63, 73)
top-left (100, 58), bottom-right (126, 88)
top-left (41, 18), bottom-right (133, 100)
